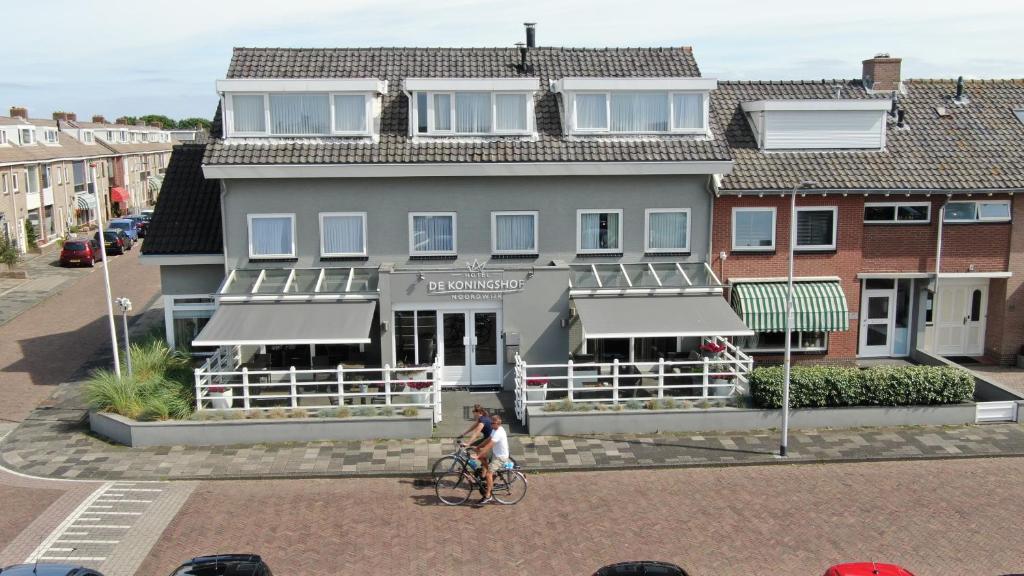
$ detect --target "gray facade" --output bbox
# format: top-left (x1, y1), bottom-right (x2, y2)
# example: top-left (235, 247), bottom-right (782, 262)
top-left (160, 264), bottom-right (224, 295)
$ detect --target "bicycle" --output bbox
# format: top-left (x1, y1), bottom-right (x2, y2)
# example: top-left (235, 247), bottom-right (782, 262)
top-left (433, 441), bottom-right (528, 505)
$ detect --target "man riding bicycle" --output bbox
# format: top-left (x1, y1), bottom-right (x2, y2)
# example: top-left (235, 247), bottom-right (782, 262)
top-left (470, 414), bottom-right (509, 506)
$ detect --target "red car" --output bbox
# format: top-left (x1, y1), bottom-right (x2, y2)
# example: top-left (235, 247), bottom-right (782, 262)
top-left (59, 239), bottom-right (102, 267)
top-left (824, 563), bottom-right (915, 576)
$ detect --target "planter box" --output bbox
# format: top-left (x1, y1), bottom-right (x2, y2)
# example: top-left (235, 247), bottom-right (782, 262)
top-left (0, 270), bottom-right (28, 279)
top-left (90, 410), bottom-right (433, 447)
top-left (526, 403), bottom-right (976, 436)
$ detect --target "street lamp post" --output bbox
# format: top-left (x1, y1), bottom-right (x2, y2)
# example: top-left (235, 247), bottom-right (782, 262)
top-left (116, 297), bottom-right (133, 377)
top-left (780, 179), bottom-right (817, 457)
top-left (90, 163), bottom-right (121, 378)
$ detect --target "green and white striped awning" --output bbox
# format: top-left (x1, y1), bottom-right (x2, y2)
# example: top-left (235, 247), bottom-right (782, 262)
top-left (731, 281), bottom-right (849, 333)
top-left (147, 175), bottom-right (163, 193)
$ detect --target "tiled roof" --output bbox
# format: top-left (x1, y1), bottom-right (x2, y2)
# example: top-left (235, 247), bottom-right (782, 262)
top-left (714, 79), bottom-right (1024, 191)
top-left (204, 46), bottom-right (732, 166)
top-left (0, 132), bottom-right (112, 165)
top-left (142, 143), bottom-right (223, 255)
top-left (95, 138), bottom-right (176, 155)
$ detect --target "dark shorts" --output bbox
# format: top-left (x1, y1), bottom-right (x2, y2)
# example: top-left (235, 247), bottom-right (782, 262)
top-left (470, 436), bottom-right (488, 448)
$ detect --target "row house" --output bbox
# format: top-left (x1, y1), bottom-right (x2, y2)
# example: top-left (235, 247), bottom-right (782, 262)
top-left (711, 57), bottom-right (1024, 365)
top-left (0, 108), bottom-right (175, 252)
top-left (143, 32), bottom-right (754, 390)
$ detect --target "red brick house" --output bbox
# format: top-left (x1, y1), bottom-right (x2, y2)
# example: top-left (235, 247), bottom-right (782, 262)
top-left (709, 57), bottom-right (1024, 365)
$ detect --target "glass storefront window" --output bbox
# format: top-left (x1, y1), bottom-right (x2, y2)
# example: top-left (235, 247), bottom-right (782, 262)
top-left (395, 310), bottom-right (437, 366)
top-left (735, 331), bottom-right (828, 353)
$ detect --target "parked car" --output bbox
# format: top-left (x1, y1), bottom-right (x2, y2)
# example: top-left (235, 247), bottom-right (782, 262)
top-left (168, 555), bottom-right (273, 576)
top-left (107, 218), bottom-right (139, 243)
top-left (0, 563), bottom-right (105, 576)
top-left (59, 238), bottom-right (101, 267)
top-left (123, 215), bottom-right (148, 238)
top-left (140, 209), bottom-right (155, 220)
top-left (593, 561), bottom-right (690, 576)
top-left (112, 228), bottom-right (133, 251)
top-left (824, 563), bottom-right (916, 576)
top-left (94, 230), bottom-right (125, 255)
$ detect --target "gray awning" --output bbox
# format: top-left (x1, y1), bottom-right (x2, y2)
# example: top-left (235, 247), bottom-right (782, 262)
top-left (573, 295), bottom-right (753, 339)
top-left (193, 302), bottom-right (376, 347)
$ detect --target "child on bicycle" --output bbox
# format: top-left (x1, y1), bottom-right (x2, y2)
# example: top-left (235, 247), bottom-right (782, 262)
top-left (471, 414), bottom-right (509, 506)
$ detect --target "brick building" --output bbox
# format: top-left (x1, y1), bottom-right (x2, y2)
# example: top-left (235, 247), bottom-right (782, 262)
top-left (710, 57), bottom-right (1024, 365)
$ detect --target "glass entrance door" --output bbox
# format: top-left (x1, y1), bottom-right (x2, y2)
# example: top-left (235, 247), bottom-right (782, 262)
top-left (471, 311), bottom-right (500, 385)
top-left (860, 291), bottom-right (894, 357)
top-left (441, 312), bottom-right (470, 386)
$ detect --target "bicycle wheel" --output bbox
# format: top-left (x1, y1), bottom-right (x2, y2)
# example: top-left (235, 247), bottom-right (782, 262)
top-left (493, 470), bottom-right (528, 505)
top-left (430, 455), bottom-right (461, 482)
top-left (435, 470), bottom-right (475, 506)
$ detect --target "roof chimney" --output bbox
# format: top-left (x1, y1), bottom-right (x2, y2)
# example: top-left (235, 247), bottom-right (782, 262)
top-left (862, 53), bottom-right (902, 92)
top-left (148, 121), bottom-right (163, 129)
top-left (92, 115), bottom-right (107, 124)
top-left (896, 109), bottom-right (906, 128)
top-left (52, 111), bottom-right (75, 122)
top-left (9, 106), bottom-right (27, 119)
top-left (524, 22), bottom-right (536, 48)
top-left (516, 42), bottom-right (528, 72)
top-left (115, 117), bottom-right (130, 125)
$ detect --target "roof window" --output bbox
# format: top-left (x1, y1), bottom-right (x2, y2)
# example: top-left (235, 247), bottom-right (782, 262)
top-left (742, 99), bottom-right (891, 150)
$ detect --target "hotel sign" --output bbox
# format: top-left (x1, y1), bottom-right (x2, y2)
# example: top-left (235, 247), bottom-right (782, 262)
top-left (427, 260), bottom-right (526, 301)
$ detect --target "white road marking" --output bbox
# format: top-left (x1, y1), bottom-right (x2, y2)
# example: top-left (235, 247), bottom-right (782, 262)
top-left (40, 556), bottom-right (107, 562)
top-left (87, 511), bottom-right (142, 515)
top-left (96, 499), bottom-right (153, 503)
top-left (110, 488), bottom-right (162, 492)
top-left (57, 540), bottom-right (120, 544)
top-left (72, 525), bottom-right (131, 529)
top-left (25, 482), bottom-right (114, 562)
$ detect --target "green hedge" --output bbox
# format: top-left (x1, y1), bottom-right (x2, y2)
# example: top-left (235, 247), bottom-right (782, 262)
top-left (749, 365), bottom-right (974, 409)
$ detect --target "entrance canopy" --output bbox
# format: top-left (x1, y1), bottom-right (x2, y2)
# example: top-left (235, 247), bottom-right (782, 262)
top-left (110, 187), bottom-right (130, 203)
top-left (573, 295), bottom-right (752, 339)
top-left (731, 281), bottom-right (849, 332)
top-left (193, 301), bottom-right (376, 346)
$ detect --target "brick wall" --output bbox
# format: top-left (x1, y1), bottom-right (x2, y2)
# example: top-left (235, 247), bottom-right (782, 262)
top-left (713, 193), bottom-right (1015, 362)
top-left (989, 196), bottom-right (1024, 363)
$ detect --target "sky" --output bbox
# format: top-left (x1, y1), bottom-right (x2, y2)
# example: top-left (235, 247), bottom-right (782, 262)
top-left (2, 0), bottom-right (1022, 121)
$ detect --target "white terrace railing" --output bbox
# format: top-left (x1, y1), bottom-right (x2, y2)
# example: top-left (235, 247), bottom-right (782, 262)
top-left (513, 336), bottom-right (753, 423)
top-left (194, 353), bottom-right (443, 423)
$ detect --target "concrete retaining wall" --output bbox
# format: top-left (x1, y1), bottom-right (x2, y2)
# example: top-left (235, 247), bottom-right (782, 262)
top-left (911, 348), bottom-right (1024, 402)
top-left (526, 403), bottom-right (977, 436)
top-left (90, 411), bottom-right (433, 447)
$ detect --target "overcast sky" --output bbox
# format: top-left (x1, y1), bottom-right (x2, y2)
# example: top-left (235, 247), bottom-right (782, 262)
top-left (2, 0), bottom-right (1022, 120)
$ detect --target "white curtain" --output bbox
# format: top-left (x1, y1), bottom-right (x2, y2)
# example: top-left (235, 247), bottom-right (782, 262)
top-left (455, 93), bottom-right (492, 133)
top-left (322, 215), bottom-right (364, 254)
top-left (251, 216), bottom-right (292, 256)
top-left (333, 95), bottom-right (366, 132)
top-left (433, 94), bottom-right (451, 131)
top-left (413, 215), bottom-right (453, 253)
top-left (580, 212), bottom-right (619, 250)
top-left (611, 93), bottom-right (669, 132)
top-left (673, 93), bottom-right (703, 129)
top-left (232, 95), bottom-right (266, 132)
top-left (648, 211), bottom-right (687, 250)
top-left (576, 94), bottom-right (607, 129)
top-left (734, 211), bottom-right (773, 248)
top-left (495, 94), bottom-right (527, 131)
top-left (270, 93), bottom-right (329, 135)
top-left (495, 214), bottom-right (535, 252)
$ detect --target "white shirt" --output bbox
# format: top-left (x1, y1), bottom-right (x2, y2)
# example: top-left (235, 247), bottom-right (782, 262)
top-left (489, 425), bottom-right (510, 459)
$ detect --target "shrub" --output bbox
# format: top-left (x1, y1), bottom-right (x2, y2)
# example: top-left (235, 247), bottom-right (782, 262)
top-left (266, 407), bottom-right (289, 419)
top-left (0, 236), bottom-right (19, 271)
top-left (749, 365), bottom-right (974, 409)
top-left (246, 410), bottom-right (266, 419)
top-left (378, 406), bottom-right (395, 417)
top-left (401, 407), bottom-right (418, 417)
top-left (85, 336), bottom-right (195, 421)
top-left (352, 406), bottom-right (375, 417)
top-left (544, 398), bottom-right (575, 412)
top-left (288, 409), bottom-right (310, 419)
top-left (625, 400), bottom-right (644, 411)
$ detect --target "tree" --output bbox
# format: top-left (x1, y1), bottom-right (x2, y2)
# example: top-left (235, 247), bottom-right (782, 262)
top-left (0, 235), bottom-right (20, 271)
top-left (23, 220), bottom-right (37, 250)
top-left (139, 114), bottom-right (177, 129)
top-left (176, 117), bottom-right (211, 131)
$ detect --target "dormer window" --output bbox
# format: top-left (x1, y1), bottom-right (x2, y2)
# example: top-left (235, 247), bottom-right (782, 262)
top-left (19, 128), bottom-right (34, 145)
top-left (82, 131), bottom-right (94, 144)
top-left (0, 131), bottom-right (7, 145)
top-left (405, 78), bottom-right (539, 137)
top-left (742, 99), bottom-right (892, 150)
top-left (218, 78), bottom-right (384, 139)
top-left (555, 78), bottom-right (715, 135)
top-left (43, 130), bottom-right (58, 144)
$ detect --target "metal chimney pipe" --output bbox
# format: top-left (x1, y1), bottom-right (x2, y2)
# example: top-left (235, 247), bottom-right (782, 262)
top-left (516, 42), bottom-right (527, 70)
top-left (897, 109), bottom-right (906, 128)
top-left (955, 76), bottom-right (965, 100)
top-left (524, 22), bottom-right (536, 48)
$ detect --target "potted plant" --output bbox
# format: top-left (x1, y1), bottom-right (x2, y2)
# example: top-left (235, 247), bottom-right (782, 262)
top-left (208, 385), bottom-right (233, 410)
top-left (406, 380), bottom-right (433, 406)
top-left (699, 342), bottom-right (733, 398)
top-left (524, 377), bottom-right (549, 403)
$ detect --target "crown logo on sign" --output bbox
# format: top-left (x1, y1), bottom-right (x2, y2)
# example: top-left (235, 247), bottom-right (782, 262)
top-left (466, 259), bottom-right (486, 273)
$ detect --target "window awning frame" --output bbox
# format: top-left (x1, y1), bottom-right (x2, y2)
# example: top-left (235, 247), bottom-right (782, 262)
top-left (730, 280), bottom-right (850, 333)
top-left (217, 267), bottom-right (380, 303)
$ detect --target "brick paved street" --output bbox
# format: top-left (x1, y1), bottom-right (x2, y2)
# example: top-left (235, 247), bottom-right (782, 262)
top-left (0, 247), bottom-right (160, 424)
top-left (134, 457), bottom-right (1024, 576)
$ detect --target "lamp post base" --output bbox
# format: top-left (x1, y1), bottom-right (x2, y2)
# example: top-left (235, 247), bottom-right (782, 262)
top-left (779, 445), bottom-right (787, 457)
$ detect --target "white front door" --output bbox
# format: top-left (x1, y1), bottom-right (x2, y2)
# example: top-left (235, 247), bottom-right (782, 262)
top-left (860, 289), bottom-right (895, 357)
top-left (935, 281), bottom-right (988, 356)
top-left (438, 309), bottom-right (502, 387)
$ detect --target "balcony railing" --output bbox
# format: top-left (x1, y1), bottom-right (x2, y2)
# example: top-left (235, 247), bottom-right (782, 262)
top-left (512, 336), bottom-right (753, 423)
top-left (194, 347), bottom-right (443, 423)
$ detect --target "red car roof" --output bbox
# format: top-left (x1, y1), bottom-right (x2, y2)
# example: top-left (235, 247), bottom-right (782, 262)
top-left (826, 563), bottom-right (915, 576)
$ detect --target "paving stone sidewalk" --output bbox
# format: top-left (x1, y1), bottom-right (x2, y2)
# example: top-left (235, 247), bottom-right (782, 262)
top-left (0, 249), bottom-right (96, 327)
top-left (3, 407), bottom-right (1023, 480)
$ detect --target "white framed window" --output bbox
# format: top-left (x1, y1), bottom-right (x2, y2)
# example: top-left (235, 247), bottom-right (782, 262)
top-left (44, 130), bottom-right (58, 144)
top-left (732, 207), bottom-right (776, 251)
top-left (1, 174), bottom-right (7, 194)
top-left (736, 331), bottom-right (828, 353)
top-left (0, 131), bottom-right (7, 145)
top-left (332, 94), bottom-right (368, 134)
top-left (577, 209), bottom-right (623, 254)
top-left (864, 202), bottom-right (930, 224)
top-left (571, 91), bottom-right (707, 134)
top-left (55, 164), bottom-right (62, 185)
top-left (42, 166), bottom-right (50, 189)
top-left (119, 130), bottom-right (127, 142)
top-left (63, 166), bottom-right (68, 183)
top-left (82, 131), bottom-right (94, 143)
top-left (409, 212), bottom-right (456, 256)
top-left (319, 212), bottom-right (367, 257)
top-left (795, 207), bottom-right (838, 251)
top-left (944, 200), bottom-right (1011, 223)
top-left (247, 213), bottom-right (296, 259)
top-left (26, 166), bottom-right (39, 194)
top-left (269, 93), bottom-right (329, 135)
top-left (645, 208), bottom-right (690, 253)
top-left (231, 94), bottom-right (266, 133)
top-left (228, 92), bottom-right (372, 137)
top-left (12, 172), bottom-right (19, 193)
top-left (19, 128), bottom-right (34, 145)
top-left (491, 211), bottom-right (538, 255)
top-left (414, 91), bottom-right (533, 136)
